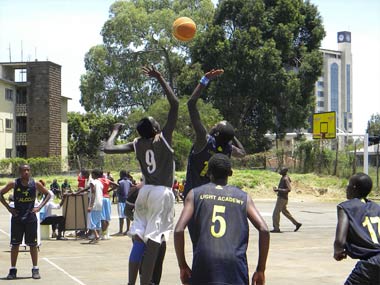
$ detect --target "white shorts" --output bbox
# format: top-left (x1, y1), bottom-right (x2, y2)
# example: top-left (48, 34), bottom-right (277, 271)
top-left (129, 184), bottom-right (175, 244)
top-left (118, 202), bottom-right (126, 219)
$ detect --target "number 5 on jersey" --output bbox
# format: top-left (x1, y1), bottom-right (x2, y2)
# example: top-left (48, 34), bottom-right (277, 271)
top-left (211, 205), bottom-right (226, 238)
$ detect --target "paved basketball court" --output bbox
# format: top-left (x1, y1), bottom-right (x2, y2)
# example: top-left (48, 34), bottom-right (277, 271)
top-left (0, 198), bottom-right (356, 284)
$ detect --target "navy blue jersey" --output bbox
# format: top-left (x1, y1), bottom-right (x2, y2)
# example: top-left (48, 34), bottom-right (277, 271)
top-left (191, 183), bottom-right (249, 285)
top-left (13, 178), bottom-right (37, 223)
top-left (338, 198), bottom-right (380, 260)
top-left (117, 178), bottom-right (132, 203)
top-left (184, 135), bottom-right (232, 198)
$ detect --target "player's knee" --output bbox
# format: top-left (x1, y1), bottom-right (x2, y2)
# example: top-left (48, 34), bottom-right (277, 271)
top-left (129, 240), bottom-right (145, 263)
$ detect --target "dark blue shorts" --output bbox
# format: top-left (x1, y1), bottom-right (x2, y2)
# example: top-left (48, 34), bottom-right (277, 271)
top-left (345, 254), bottom-right (380, 285)
top-left (11, 220), bottom-right (38, 246)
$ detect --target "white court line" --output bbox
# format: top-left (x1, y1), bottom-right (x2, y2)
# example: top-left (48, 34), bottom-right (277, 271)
top-left (0, 228), bottom-right (10, 237)
top-left (43, 257), bottom-right (86, 285)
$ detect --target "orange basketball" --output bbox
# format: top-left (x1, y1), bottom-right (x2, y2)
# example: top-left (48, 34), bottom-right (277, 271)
top-left (172, 17), bottom-right (196, 42)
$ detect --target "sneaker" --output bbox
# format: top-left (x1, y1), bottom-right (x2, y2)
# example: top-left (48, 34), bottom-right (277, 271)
top-left (6, 268), bottom-right (17, 280)
top-left (32, 268), bottom-right (41, 279)
top-left (294, 223), bottom-right (302, 232)
top-left (270, 229), bottom-right (282, 233)
top-left (57, 236), bottom-right (68, 240)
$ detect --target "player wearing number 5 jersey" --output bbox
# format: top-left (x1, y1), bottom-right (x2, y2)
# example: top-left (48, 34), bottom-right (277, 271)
top-left (334, 173), bottom-right (380, 285)
top-left (175, 154), bottom-right (269, 285)
top-left (104, 65), bottom-right (178, 285)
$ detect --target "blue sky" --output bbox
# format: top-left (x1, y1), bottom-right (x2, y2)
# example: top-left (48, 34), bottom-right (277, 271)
top-left (0, 0), bottom-right (379, 134)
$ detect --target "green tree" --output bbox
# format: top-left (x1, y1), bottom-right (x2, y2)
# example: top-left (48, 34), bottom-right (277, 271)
top-left (191, 0), bottom-right (325, 151)
top-left (80, 0), bottom-right (215, 115)
top-left (68, 112), bottom-right (120, 160)
top-left (366, 113), bottom-right (380, 136)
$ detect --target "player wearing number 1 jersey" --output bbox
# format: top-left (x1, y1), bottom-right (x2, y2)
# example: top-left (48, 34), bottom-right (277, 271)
top-left (183, 69), bottom-right (246, 200)
top-left (175, 154), bottom-right (269, 285)
top-left (334, 173), bottom-right (380, 285)
top-left (104, 65), bottom-right (178, 285)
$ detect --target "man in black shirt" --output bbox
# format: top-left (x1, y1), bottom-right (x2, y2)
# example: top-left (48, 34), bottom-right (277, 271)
top-left (0, 164), bottom-right (51, 280)
top-left (334, 173), bottom-right (380, 284)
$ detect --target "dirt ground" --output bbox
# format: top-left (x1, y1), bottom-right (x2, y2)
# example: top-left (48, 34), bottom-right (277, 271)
top-left (0, 198), bottom-right (358, 285)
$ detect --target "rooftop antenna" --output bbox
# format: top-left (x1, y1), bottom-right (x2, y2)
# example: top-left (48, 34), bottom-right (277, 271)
top-left (8, 43), bottom-right (12, 62)
top-left (21, 40), bottom-right (23, 62)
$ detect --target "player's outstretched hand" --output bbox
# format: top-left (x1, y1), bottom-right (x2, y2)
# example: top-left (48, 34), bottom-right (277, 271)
top-left (204, 69), bottom-right (224, 81)
top-left (179, 265), bottom-right (192, 285)
top-left (252, 271), bottom-right (265, 285)
top-left (112, 123), bottom-right (124, 132)
top-left (142, 65), bottom-right (161, 79)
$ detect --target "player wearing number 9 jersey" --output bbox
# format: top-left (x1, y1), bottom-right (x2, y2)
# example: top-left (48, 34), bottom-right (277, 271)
top-left (334, 173), bottom-right (380, 285)
top-left (175, 154), bottom-right (270, 285)
top-left (104, 65), bottom-right (178, 285)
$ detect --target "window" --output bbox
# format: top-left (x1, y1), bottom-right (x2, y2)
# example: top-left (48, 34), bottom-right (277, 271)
top-left (317, 101), bottom-right (324, 107)
top-left (16, 88), bottom-right (27, 104)
top-left (330, 63), bottom-right (339, 114)
top-left (6, 149), bottom-right (12, 158)
top-left (15, 69), bottom-right (27, 82)
top-left (346, 64), bottom-right (351, 112)
top-left (317, 91), bottom-right (324, 97)
top-left (5, 119), bottom-right (13, 130)
top-left (16, 117), bottom-right (27, 132)
top-left (5, 88), bottom-right (13, 101)
top-left (348, 123), bottom-right (352, 129)
top-left (317, 81), bottom-right (324, 87)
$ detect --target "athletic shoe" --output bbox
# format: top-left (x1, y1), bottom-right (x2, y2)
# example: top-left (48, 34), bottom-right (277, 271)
top-left (89, 238), bottom-right (99, 244)
top-left (6, 268), bottom-right (17, 280)
top-left (270, 229), bottom-right (282, 233)
top-left (32, 268), bottom-right (41, 279)
top-left (294, 223), bottom-right (302, 232)
top-left (56, 236), bottom-right (68, 240)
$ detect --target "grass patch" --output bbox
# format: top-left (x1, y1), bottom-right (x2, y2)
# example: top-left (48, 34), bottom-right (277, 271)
top-left (1, 169), bottom-right (378, 202)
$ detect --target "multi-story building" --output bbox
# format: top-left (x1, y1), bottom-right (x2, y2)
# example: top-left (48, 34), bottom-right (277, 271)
top-left (0, 61), bottom-right (69, 165)
top-left (314, 31), bottom-right (353, 133)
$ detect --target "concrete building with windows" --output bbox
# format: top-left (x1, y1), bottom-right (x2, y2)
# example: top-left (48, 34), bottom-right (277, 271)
top-left (314, 31), bottom-right (353, 134)
top-left (0, 61), bottom-right (69, 165)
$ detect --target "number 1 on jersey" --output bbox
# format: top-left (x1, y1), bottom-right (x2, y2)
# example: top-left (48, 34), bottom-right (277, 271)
top-left (362, 216), bottom-right (380, 244)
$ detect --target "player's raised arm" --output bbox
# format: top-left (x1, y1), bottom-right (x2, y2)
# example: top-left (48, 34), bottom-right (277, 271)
top-left (232, 136), bottom-right (246, 157)
top-left (142, 66), bottom-right (179, 144)
top-left (104, 123), bottom-right (135, 154)
top-left (247, 196), bottom-right (270, 285)
top-left (188, 69), bottom-right (224, 152)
